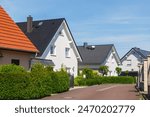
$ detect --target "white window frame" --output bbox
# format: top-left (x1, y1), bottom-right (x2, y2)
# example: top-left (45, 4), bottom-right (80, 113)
top-left (50, 46), bottom-right (56, 55)
top-left (66, 67), bottom-right (71, 74)
top-left (65, 47), bottom-right (70, 58)
top-left (126, 59), bottom-right (131, 66)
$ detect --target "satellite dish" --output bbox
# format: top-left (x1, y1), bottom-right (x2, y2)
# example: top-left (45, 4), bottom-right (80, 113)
top-left (91, 46), bottom-right (95, 49)
top-left (38, 22), bottom-right (43, 26)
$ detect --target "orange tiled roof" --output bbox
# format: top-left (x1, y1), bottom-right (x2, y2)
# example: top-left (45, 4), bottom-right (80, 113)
top-left (0, 6), bottom-right (38, 53)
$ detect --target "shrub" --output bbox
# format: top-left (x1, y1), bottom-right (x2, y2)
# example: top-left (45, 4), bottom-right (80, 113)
top-left (0, 72), bottom-right (30, 100)
top-left (74, 76), bottom-right (83, 86)
top-left (74, 76), bottom-right (101, 86)
top-left (0, 64), bottom-right (26, 73)
top-left (27, 63), bottom-right (52, 99)
top-left (125, 70), bottom-right (129, 76)
top-left (51, 70), bottom-right (69, 93)
top-left (0, 63), bottom-right (70, 99)
top-left (78, 79), bottom-right (86, 86)
top-left (115, 67), bottom-right (122, 76)
top-left (74, 76), bottom-right (136, 86)
top-left (31, 63), bottom-right (46, 75)
top-left (28, 73), bottom-right (52, 99)
top-left (99, 76), bottom-right (136, 84)
top-left (45, 65), bottom-right (53, 72)
top-left (82, 68), bottom-right (94, 79)
top-left (99, 66), bottom-right (109, 76)
top-left (86, 78), bottom-right (102, 86)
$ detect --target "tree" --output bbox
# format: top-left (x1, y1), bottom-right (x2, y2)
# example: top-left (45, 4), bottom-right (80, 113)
top-left (99, 66), bottom-right (109, 76)
top-left (115, 67), bottom-right (122, 76)
top-left (82, 68), bottom-right (93, 79)
top-left (125, 70), bottom-right (129, 76)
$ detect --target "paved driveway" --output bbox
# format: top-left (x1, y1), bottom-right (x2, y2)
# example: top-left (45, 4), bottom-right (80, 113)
top-left (42, 84), bottom-right (140, 100)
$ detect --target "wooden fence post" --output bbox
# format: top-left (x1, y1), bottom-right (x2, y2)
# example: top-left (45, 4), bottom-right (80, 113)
top-left (143, 59), bottom-right (148, 92)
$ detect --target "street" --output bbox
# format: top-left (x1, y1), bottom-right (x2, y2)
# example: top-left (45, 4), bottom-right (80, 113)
top-left (42, 84), bottom-right (140, 100)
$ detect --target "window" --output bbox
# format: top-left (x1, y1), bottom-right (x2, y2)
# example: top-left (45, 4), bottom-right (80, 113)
top-left (59, 30), bottom-right (64, 36)
top-left (11, 59), bottom-right (20, 65)
top-left (65, 48), bottom-right (70, 58)
top-left (66, 67), bottom-right (71, 74)
top-left (127, 60), bottom-right (131, 66)
top-left (50, 46), bottom-right (56, 55)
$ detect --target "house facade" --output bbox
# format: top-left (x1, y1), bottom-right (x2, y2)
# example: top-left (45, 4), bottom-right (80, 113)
top-left (78, 43), bottom-right (121, 76)
top-left (0, 6), bottom-right (38, 69)
top-left (17, 17), bottom-right (82, 77)
top-left (120, 47), bottom-right (150, 76)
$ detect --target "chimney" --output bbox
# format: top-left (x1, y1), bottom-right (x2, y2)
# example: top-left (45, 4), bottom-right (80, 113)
top-left (27, 15), bottom-right (33, 33)
top-left (83, 42), bottom-right (88, 48)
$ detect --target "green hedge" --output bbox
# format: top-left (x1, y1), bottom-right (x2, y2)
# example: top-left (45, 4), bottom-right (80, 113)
top-left (28, 63), bottom-right (52, 99)
top-left (0, 72), bottom-right (30, 99)
top-left (74, 76), bottom-right (136, 86)
top-left (51, 70), bottom-right (69, 93)
top-left (0, 64), bottom-right (26, 73)
top-left (100, 76), bottom-right (136, 84)
top-left (0, 64), bottom-right (70, 100)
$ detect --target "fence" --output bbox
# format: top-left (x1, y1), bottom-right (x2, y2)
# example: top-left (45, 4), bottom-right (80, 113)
top-left (138, 55), bottom-right (150, 95)
top-left (69, 75), bottom-right (74, 88)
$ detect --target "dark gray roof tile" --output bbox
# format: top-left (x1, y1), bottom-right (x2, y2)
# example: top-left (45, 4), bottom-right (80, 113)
top-left (17, 18), bottom-right (64, 56)
top-left (78, 44), bottom-right (113, 65)
top-left (133, 47), bottom-right (150, 59)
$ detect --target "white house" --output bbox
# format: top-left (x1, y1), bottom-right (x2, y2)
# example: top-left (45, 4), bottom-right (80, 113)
top-left (120, 47), bottom-right (150, 76)
top-left (17, 16), bottom-right (82, 77)
top-left (78, 43), bottom-right (121, 76)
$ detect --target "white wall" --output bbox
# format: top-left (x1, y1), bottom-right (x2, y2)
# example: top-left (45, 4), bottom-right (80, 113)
top-left (104, 51), bottom-right (118, 76)
top-left (121, 51), bottom-right (142, 72)
top-left (41, 26), bottom-right (78, 77)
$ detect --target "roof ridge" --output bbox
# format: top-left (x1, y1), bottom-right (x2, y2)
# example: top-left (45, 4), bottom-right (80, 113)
top-left (78, 44), bottom-right (114, 47)
top-left (16, 18), bottom-right (65, 23)
top-left (133, 47), bottom-right (150, 52)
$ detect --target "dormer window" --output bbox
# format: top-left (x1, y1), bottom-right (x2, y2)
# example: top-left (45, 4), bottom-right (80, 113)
top-left (50, 46), bottom-right (56, 55)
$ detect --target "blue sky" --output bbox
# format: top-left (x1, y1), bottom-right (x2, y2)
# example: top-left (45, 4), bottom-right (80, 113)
top-left (1, 0), bottom-right (150, 57)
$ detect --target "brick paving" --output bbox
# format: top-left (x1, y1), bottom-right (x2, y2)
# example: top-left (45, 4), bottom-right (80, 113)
top-left (42, 84), bottom-right (140, 100)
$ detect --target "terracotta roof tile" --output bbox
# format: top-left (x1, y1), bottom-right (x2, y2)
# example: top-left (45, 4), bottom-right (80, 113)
top-left (0, 6), bottom-right (38, 53)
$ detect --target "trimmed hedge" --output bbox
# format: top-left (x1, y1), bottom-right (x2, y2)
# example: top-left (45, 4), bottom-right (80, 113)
top-left (100, 76), bottom-right (136, 84)
top-left (51, 71), bottom-right (69, 93)
top-left (74, 76), bottom-right (136, 86)
top-left (0, 64), bottom-right (70, 100)
top-left (0, 72), bottom-right (30, 99)
top-left (28, 63), bottom-right (52, 99)
top-left (0, 64), bottom-right (26, 73)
